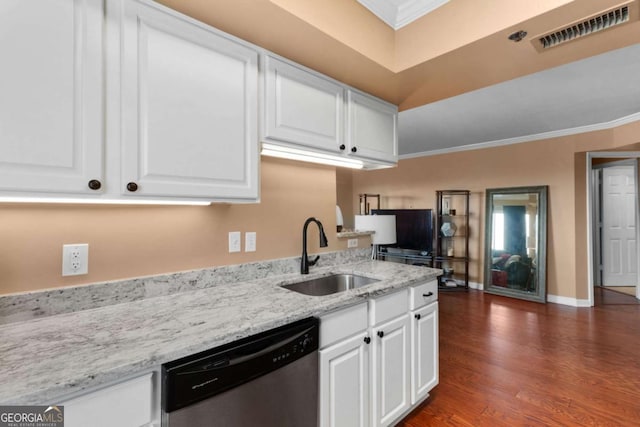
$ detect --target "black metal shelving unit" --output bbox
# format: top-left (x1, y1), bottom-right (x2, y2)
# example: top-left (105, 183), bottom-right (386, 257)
top-left (435, 190), bottom-right (470, 290)
top-left (376, 247), bottom-right (432, 266)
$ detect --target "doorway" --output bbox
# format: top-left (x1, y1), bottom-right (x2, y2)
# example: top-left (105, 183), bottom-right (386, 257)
top-left (588, 154), bottom-right (640, 306)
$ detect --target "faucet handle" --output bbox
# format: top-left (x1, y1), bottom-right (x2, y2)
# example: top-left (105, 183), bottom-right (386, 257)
top-left (308, 255), bottom-right (320, 266)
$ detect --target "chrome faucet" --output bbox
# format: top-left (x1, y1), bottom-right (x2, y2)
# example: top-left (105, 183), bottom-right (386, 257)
top-left (301, 217), bottom-right (328, 274)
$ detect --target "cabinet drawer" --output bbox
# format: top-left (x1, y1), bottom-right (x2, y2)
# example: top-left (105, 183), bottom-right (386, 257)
top-left (409, 280), bottom-right (437, 311)
top-left (320, 302), bottom-right (368, 348)
top-left (62, 373), bottom-right (154, 427)
top-left (369, 289), bottom-right (408, 326)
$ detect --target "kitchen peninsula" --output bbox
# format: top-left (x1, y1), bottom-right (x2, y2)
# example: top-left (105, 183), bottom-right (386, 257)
top-left (0, 250), bottom-right (440, 427)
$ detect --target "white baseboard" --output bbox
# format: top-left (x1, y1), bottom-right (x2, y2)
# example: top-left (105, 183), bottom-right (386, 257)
top-left (468, 281), bottom-right (483, 290)
top-left (547, 294), bottom-right (591, 307)
top-left (463, 285), bottom-right (592, 307)
top-left (452, 284), bottom-right (592, 307)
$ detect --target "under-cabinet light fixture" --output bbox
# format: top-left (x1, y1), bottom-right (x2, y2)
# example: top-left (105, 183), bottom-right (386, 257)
top-left (0, 197), bottom-right (211, 206)
top-left (261, 143), bottom-right (365, 169)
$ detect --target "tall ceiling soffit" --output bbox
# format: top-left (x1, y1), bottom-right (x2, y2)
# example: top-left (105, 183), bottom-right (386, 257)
top-left (356, 0), bottom-right (450, 30)
top-left (270, 0), bottom-right (577, 72)
top-left (156, 0), bottom-right (640, 109)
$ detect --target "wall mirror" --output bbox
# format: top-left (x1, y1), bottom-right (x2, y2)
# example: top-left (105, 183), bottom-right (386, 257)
top-left (484, 186), bottom-right (548, 303)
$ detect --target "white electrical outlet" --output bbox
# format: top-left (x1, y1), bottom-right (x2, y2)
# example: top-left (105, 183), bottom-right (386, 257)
top-left (245, 232), bottom-right (256, 252)
top-left (348, 238), bottom-right (359, 248)
top-left (62, 244), bottom-right (89, 276)
top-left (228, 231), bottom-right (241, 253)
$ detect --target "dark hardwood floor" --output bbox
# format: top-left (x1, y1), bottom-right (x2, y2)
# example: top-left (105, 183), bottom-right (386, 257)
top-left (594, 286), bottom-right (640, 306)
top-left (399, 289), bottom-right (640, 426)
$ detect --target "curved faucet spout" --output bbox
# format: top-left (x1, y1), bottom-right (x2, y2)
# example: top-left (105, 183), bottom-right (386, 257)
top-left (301, 217), bottom-right (328, 274)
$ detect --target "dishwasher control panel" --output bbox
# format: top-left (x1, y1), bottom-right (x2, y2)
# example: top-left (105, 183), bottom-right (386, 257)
top-left (272, 332), bottom-right (315, 364)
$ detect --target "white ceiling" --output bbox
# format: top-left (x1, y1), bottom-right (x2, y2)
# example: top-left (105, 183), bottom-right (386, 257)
top-left (357, 0), bottom-right (449, 30)
top-left (399, 42), bottom-right (640, 157)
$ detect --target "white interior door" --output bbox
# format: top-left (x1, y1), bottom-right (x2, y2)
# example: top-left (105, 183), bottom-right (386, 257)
top-left (602, 166), bottom-right (637, 287)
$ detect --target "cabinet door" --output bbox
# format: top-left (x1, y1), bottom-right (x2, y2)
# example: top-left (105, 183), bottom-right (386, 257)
top-left (62, 373), bottom-right (154, 427)
top-left (411, 301), bottom-right (439, 404)
top-left (0, 0), bottom-right (104, 195)
top-left (263, 56), bottom-right (344, 153)
top-left (371, 315), bottom-right (411, 427)
top-left (121, 0), bottom-right (258, 200)
top-left (319, 332), bottom-right (370, 427)
top-left (347, 91), bottom-right (397, 164)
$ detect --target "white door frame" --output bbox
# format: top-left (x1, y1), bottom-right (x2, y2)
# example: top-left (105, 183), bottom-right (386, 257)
top-left (586, 152), bottom-right (640, 306)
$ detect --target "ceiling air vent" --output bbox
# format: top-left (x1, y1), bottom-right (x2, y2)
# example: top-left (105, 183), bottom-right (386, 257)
top-left (536, 3), bottom-right (634, 50)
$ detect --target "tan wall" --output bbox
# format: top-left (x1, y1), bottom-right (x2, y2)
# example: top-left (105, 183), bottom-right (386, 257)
top-left (336, 168), bottom-right (355, 230)
top-left (0, 157), bottom-right (371, 295)
top-left (349, 121), bottom-right (640, 299)
top-left (5, 122), bottom-right (640, 298)
top-left (156, 0), bottom-right (640, 112)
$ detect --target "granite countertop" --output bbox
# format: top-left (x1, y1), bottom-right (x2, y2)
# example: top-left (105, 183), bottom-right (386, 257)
top-left (0, 259), bottom-right (440, 404)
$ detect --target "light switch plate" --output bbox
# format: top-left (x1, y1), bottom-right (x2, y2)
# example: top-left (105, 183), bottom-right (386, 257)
top-left (228, 231), bottom-right (241, 253)
top-left (245, 232), bottom-right (256, 252)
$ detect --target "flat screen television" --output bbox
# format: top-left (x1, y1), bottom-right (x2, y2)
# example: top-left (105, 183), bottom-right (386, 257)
top-left (371, 209), bottom-right (433, 254)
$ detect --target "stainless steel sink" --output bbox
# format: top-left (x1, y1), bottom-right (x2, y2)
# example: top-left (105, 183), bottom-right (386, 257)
top-left (281, 273), bottom-right (380, 296)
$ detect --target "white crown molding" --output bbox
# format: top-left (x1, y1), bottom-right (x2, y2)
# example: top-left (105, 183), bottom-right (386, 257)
top-left (399, 111), bottom-right (640, 160)
top-left (358, 0), bottom-right (449, 30)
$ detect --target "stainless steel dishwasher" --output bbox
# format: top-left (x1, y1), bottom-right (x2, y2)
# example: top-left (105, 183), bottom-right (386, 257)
top-left (161, 317), bottom-right (319, 427)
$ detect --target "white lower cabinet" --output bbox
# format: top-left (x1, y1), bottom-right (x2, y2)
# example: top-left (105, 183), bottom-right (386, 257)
top-left (319, 331), bottom-right (370, 427)
top-left (371, 314), bottom-right (411, 427)
top-left (61, 373), bottom-right (158, 427)
top-left (319, 302), bottom-right (369, 427)
top-left (411, 301), bottom-right (439, 404)
top-left (319, 281), bottom-right (438, 427)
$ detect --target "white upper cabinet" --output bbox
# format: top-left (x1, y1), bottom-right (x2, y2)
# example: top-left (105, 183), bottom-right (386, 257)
top-left (120, 0), bottom-right (259, 200)
top-left (0, 0), bottom-right (258, 202)
top-left (0, 0), bottom-right (104, 195)
top-left (262, 55), bottom-right (398, 169)
top-left (347, 90), bottom-right (398, 165)
top-left (263, 56), bottom-right (344, 152)
top-left (0, 0), bottom-right (397, 202)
